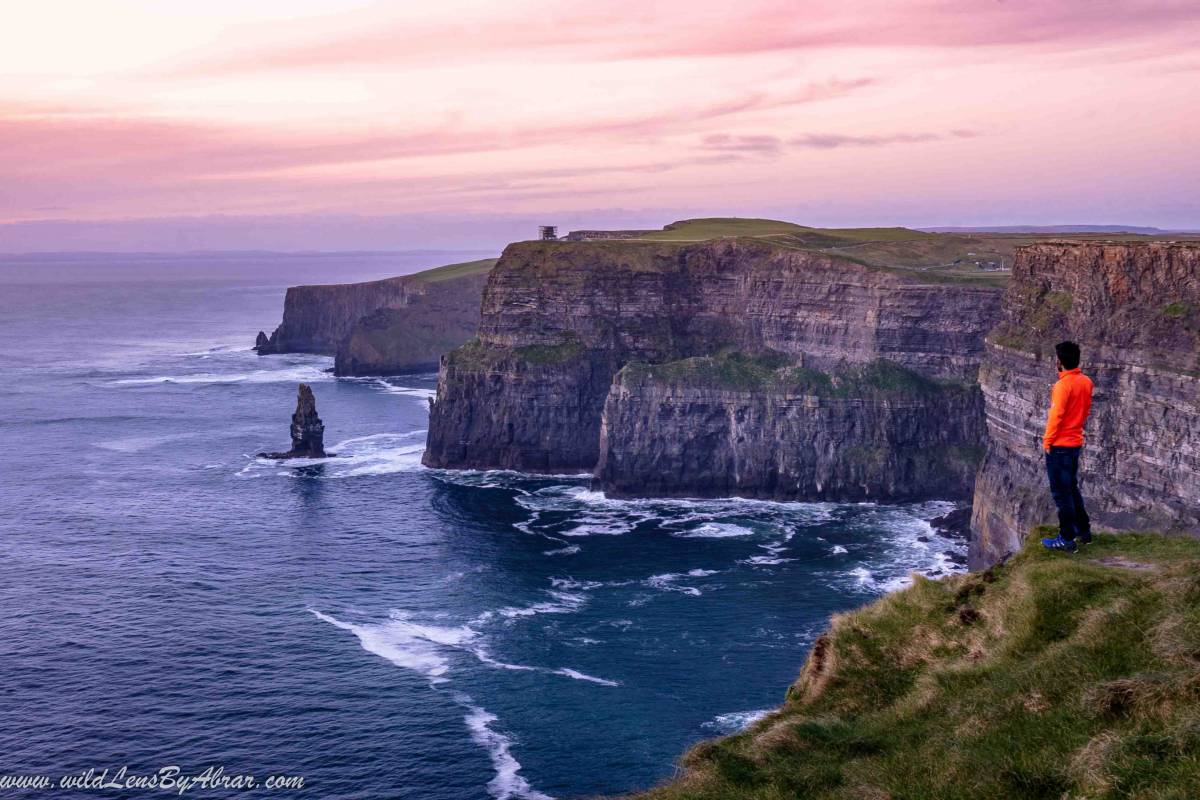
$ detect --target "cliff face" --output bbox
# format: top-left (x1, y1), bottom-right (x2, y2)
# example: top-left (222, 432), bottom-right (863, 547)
top-left (256, 275), bottom-right (419, 355)
top-left (597, 357), bottom-right (984, 501)
top-left (624, 532), bottom-right (1200, 800)
top-left (334, 271), bottom-right (491, 375)
top-left (970, 242), bottom-right (1200, 567)
top-left (424, 239), bottom-right (1002, 500)
top-left (255, 258), bottom-right (495, 376)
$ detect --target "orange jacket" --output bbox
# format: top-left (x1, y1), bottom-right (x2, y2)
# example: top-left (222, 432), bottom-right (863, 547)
top-left (1043, 367), bottom-right (1093, 451)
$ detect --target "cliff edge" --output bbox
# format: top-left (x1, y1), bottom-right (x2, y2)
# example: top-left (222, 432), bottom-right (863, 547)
top-left (627, 531), bottom-right (1200, 799)
top-left (970, 242), bottom-right (1200, 568)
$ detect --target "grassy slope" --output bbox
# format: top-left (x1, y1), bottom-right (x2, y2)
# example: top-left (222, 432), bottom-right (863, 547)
top-left (408, 257), bottom-right (498, 283)
top-left (629, 530), bottom-right (1200, 800)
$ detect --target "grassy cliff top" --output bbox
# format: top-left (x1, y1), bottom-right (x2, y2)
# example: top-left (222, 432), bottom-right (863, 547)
top-left (630, 530), bottom-right (1200, 800)
top-left (553, 218), bottom-right (1196, 288)
top-left (637, 218), bottom-right (934, 244)
top-left (408, 257), bottom-right (498, 283)
top-left (541, 218), bottom-right (1011, 286)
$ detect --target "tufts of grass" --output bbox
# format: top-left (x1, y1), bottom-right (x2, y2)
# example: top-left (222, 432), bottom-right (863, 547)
top-left (408, 257), bottom-right (498, 283)
top-left (445, 334), bottom-right (586, 371)
top-left (626, 530), bottom-right (1200, 800)
top-left (619, 352), bottom-right (959, 397)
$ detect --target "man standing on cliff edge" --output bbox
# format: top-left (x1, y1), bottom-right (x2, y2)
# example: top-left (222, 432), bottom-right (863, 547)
top-left (1041, 341), bottom-right (1094, 553)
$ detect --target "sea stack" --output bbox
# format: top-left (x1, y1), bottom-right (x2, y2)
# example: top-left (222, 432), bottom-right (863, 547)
top-left (260, 383), bottom-right (327, 459)
top-left (254, 331), bottom-right (270, 352)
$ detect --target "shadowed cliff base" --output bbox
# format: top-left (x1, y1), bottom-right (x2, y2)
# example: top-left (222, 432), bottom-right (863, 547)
top-left (624, 530), bottom-right (1200, 800)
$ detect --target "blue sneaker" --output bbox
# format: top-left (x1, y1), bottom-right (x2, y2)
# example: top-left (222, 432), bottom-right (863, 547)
top-left (1042, 535), bottom-right (1078, 553)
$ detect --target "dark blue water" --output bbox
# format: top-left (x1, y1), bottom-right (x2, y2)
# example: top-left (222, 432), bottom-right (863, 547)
top-left (0, 252), bottom-right (966, 799)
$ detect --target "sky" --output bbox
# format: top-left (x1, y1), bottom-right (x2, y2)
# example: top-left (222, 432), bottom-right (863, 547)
top-left (2, 0), bottom-right (1199, 251)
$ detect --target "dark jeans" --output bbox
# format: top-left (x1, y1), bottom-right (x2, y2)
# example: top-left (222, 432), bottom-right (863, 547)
top-left (1045, 446), bottom-right (1090, 541)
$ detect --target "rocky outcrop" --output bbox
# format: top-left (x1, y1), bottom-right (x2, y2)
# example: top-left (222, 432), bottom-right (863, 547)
top-left (424, 238), bottom-right (1002, 501)
top-left (255, 258), bottom-right (495, 376)
top-left (596, 356), bottom-right (985, 501)
top-left (260, 383), bottom-right (327, 459)
top-left (970, 242), bottom-right (1200, 567)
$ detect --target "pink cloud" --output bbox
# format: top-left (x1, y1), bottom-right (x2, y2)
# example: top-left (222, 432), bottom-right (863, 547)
top-left (171, 0), bottom-right (1200, 75)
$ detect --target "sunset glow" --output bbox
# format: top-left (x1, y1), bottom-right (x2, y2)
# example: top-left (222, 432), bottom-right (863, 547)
top-left (3, 0), bottom-right (1199, 249)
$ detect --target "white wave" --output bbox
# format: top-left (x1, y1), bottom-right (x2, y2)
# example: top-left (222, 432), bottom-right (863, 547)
top-left (560, 522), bottom-right (630, 537)
top-left (309, 609), bottom-right (474, 685)
top-left (830, 545), bottom-right (848, 555)
top-left (553, 668), bottom-right (620, 686)
top-left (549, 578), bottom-right (607, 591)
top-left (849, 566), bottom-right (875, 589)
top-left (702, 708), bottom-right (773, 734)
top-left (475, 591), bottom-right (588, 624)
top-left (878, 574), bottom-right (918, 593)
top-left (113, 363), bottom-right (332, 386)
top-left (674, 523), bottom-right (755, 538)
top-left (542, 545), bottom-right (581, 556)
top-left (239, 431), bottom-right (426, 479)
top-left (177, 344), bottom-right (245, 357)
top-left (821, 502), bottom-right (968, 595)
top-left (741, 555), bottom-right (792, 566)
top-left (645, 573), bottom-right (707, 596)
top-left (461, 701), bottom-right (554, 800)
top-left (507, 482), bottom-right (841, 545)
top-left (367, 378), bottom-right (438, 400)
top-left (313, 606), bottom-right (616, 696)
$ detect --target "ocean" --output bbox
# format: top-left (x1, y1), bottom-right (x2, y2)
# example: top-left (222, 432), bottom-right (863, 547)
top-left (0, 252), bottom-right (967, 799)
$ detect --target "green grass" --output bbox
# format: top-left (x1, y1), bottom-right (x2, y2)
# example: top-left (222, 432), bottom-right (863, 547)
top-left (1163, 302), bottom-right (1191, 319)
top-left (409, 257), bottom-right (498, 283)
top-left (514, 338), bottom-right (585, 364)
top-left (637, 218), bottom-right (817, 241)
top-left (445, 335), bottom-right (587, 370)
top-left (628, 530), bottom-right (1200, 800)
top-left (620, 352), bottom-right (958, 396)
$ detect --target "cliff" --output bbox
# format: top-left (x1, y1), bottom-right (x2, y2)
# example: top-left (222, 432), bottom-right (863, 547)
top-left (424, 237), bottom-right (1002, 501)
top-left (625, 531), bottom-right (1200, 799)
top-left (597, 355), bottom-right (984, 501)
top-left (255, 258), bottom-right (495, 375)
top-left (970, 242), bottom-right (1200, 568)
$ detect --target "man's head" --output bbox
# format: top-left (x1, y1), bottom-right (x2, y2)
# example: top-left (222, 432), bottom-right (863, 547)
top-left (1055, 340), bottom-right (1081, 370)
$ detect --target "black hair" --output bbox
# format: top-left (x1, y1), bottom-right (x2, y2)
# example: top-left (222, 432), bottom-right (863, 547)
top-left (1055, 340), bottom-right (1081, 370)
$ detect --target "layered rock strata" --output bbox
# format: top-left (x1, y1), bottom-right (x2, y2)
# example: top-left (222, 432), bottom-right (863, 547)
top-left (596, 356), bottom-right (985, 501)
top-left (970, 242), bottom-right (1200, 567)
top-left (424, 238), bottom-right (1002, 501)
